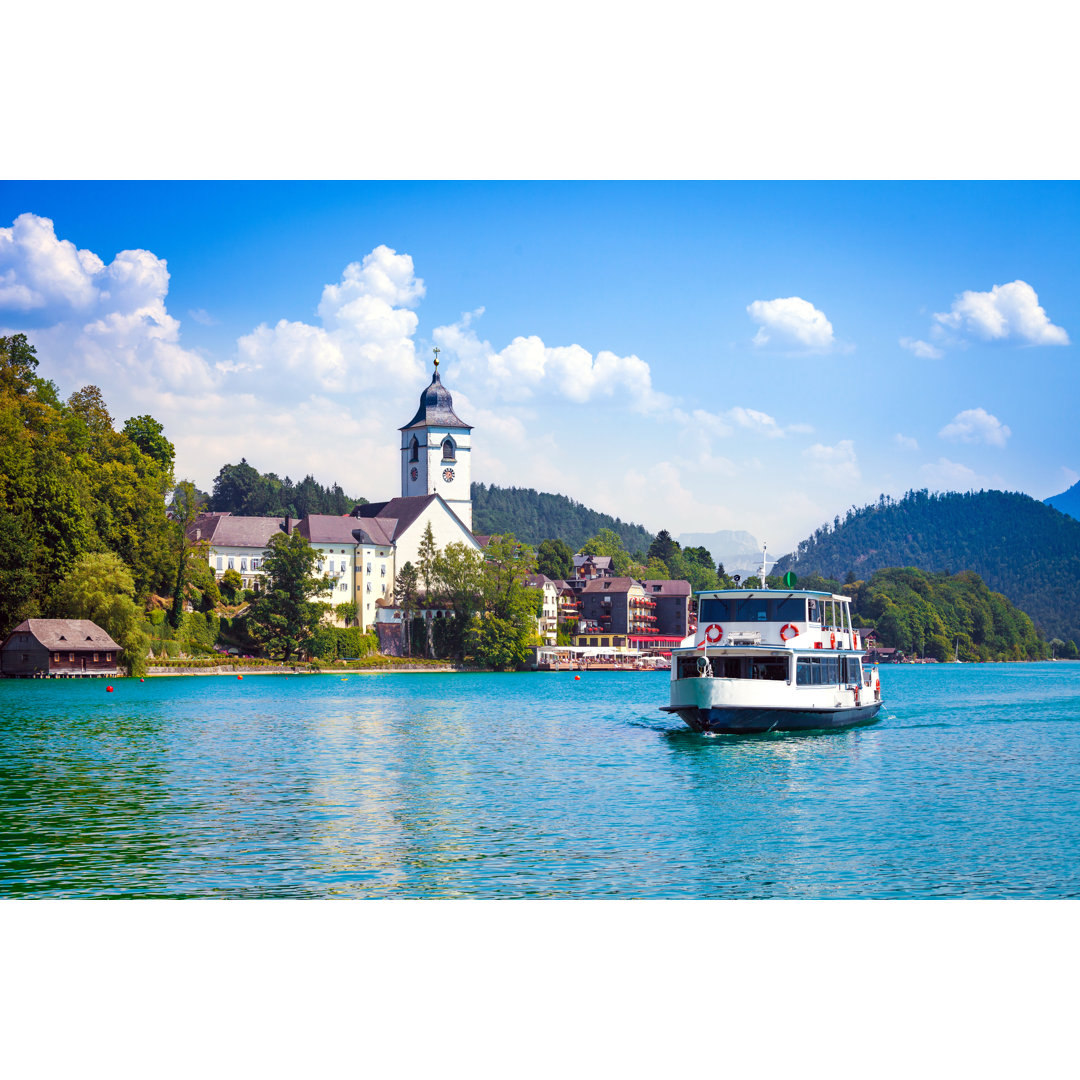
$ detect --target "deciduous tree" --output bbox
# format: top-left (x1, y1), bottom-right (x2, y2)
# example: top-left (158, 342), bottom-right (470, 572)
top-left (53, 551), bottom-right (150, 676)
top-left (246, 531), bottom-right (324, 661)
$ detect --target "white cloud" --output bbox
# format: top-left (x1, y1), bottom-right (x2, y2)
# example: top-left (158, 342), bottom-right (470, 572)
top-left (0, 212), bottom-right (216, 394)
top-left (1058, 466), bottom-right (1080, 492)
top-left (803, 439), bottom-right (859, 483)
top-left (189, 308), bottom-right (218, 326)
top-left (434, 310), bottom-right (668, 413)
top-left (747, 296), bottom-right (834, 350)
top-left (920, 458), bottom-right (991, 491)
top-left (677, 405), bottom-right (804, 440)
top-left (900, 337), bottom-right (943, 359)
top-left (938, 407), bottom-right (1011, 448)
top-left (894, 433), bottom-right (919, 450)
top-left (235, 247), bottom-right (425, 397)
top-left (933, 280), bottom-right (1068, 346)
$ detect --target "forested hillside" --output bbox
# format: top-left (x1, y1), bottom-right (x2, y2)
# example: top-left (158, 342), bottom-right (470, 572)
top-left (0, 334), bottom-right (175, 633)
top-left (779, 567), bottom-right (1050, 661)
top-left (210, 459), bottom-right (366, 518)
top-left (773, 489), bottom-right (1080, 644)
top-left (471, 483), bottom-right (654, 553)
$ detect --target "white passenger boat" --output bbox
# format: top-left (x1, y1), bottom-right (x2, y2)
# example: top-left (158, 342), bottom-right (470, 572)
top-left (663, 578), bottom-right (883, 734)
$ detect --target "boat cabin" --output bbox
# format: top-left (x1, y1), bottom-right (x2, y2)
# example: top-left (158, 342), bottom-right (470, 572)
top-left (693, 589), bottom-right (862, 651)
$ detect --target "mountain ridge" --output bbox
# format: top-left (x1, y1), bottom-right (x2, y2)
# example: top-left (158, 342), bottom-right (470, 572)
top-left (772, 489), bottom-right (1080, 644)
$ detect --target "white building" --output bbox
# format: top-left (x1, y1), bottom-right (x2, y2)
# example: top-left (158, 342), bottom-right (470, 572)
top-left (191, 514), bottom-right (284, 592)
top-left (188, 356), bottom-right (482, 634)
top-left (526, 573), bottom-right (560, 644)
top-left (400, 359), bottom-right (474, 531)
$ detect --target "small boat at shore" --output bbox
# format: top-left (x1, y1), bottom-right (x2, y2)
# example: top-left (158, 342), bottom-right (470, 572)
top-left (662, 577), bottom-right (883, 734)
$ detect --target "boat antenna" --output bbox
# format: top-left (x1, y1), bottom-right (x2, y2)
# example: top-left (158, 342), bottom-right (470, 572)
top-left (761, 542), bottom-right (768, 589)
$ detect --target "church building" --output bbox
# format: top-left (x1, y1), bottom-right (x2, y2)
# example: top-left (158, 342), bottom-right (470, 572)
top-left (190, 353), bottom-right (482, 633)
top-left (399, 350), bottom-right (473, 531)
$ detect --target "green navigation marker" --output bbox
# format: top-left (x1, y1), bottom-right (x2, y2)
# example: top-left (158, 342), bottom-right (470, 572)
top-left (782, 571), bottom-right (798, 588)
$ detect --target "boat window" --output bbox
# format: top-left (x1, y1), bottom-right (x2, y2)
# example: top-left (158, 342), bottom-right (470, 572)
top-left (843, 656), bottom-right (862, 684)
top-left (796, 656), bottom-right (840, 685)
top-left (735, 597), bottom-right (769, 622)
top-left (774, 597), bottom-right (806, 622)
top-left (699, 598), bottom-right (733, 622)
top-left (807, 599), bottom-right (823, 626)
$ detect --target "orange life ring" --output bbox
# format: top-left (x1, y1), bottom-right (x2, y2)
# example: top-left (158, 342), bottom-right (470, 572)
top-left (705, 624), bottom-right (723, 644)
top-left (780, 623), bottom-right (799, 642)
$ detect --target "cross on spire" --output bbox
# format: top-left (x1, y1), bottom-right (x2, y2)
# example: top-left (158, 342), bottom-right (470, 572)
top-left (433, 346), bottom-right (440, 370)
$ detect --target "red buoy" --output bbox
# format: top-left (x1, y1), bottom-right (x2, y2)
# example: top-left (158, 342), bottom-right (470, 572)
top-left (574, 675), bottom-right (581, 681)
top-left (237, 674), bottom-right (243, 680)
top-left (106, 686), bottom-right (114, 692)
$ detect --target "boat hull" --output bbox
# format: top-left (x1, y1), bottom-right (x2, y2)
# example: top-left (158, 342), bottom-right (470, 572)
top-left (665, 701), bottom-right (882, 734)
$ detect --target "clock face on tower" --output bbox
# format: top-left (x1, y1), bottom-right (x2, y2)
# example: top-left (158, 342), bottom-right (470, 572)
top-left (443, 468), bottom-right (455, 482)
top-left (410, 467), bottom-right (418, 481)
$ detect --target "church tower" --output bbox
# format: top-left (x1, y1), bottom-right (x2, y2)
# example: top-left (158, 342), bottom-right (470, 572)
top-left (400, 349), bottom-right (474, 530)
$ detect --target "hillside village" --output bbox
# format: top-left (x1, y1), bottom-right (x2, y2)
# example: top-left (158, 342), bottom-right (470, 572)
top-left (0, 333), bottom-right (1065, 677)
top-left (182, 356), bottom-right (696, 661)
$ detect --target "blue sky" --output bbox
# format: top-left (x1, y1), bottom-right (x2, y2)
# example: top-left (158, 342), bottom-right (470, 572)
top-left (1, 181), bottom-right (1077, 552)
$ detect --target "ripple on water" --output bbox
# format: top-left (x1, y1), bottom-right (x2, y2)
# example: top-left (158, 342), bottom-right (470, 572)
top-left (2, 665), bottom-right (1080, 897)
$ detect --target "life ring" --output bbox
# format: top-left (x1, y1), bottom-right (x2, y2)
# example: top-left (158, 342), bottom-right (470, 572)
top-left (780, 623), bottom-right (799, 642)
top-left (704, 624), bottom-right (723, 644)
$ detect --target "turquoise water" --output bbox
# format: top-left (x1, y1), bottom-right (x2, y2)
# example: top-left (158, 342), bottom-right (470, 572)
top-left (2, 663), bottom-right (1079, 898)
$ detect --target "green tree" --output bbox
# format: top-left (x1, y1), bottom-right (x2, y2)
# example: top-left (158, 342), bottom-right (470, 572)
top-left (580, 528), bottom-right (631, 575)
top-left (431, 541), bottom-right (486, 660)
top-left (394, 561), bottom-right (421, 656)
top-left (168, 480), bottom-right (203, 628)
top-left (246, 531), bottom-right (325, 661)
top-left (219, 568), bottom-right (243, 602)
top-left (481, 534), bottom-right (537, 616)
top-left (648, 529), bottom-right (679, 566)
top-left (122, 415), bottom-right (175, 474)
top-left (645, 556), bottom-right (671, 579)
top-left (53, 551), bottom-right (150, 676)
top-left (537, 537), bottom-right (574, 580)
top-left (417, 521), bottom-right (438, 599)
top-left (0, 510), bottom-right (42, 632)
top-left (335, 601), bottom-right (358, 627)
top-left (468, 613), bottom-right (536, 671)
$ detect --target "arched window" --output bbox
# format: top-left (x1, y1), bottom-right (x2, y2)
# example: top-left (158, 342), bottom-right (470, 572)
top-left (442, 437), bottom-right (455, 461)
top-left (409, 436), bottom-right (419, 462)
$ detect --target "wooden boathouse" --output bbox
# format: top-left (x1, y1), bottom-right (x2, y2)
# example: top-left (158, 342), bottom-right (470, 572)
top-left (1, 620), bottom-right (121, 678)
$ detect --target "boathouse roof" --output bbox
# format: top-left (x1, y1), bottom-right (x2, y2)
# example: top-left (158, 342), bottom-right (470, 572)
top-left (5, 619), bottom-right (120, 652)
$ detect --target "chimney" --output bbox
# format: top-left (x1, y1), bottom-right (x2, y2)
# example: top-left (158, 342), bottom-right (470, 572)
top-left (285, 515), bottom-right (292, 534)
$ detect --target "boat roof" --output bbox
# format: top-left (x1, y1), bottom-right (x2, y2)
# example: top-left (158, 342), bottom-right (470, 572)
top-left (696, 588), bottom-right (850, 602)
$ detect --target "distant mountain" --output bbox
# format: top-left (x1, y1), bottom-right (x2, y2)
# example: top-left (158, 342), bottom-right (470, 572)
top-left (677, 529), bottom-right (762, 578)
top-left (1045, 479), bottom-right (1080, 521)
top-left (471, 483), bottom-right (654, 553)
top-left (772, 489), bottom-right (1080, 645)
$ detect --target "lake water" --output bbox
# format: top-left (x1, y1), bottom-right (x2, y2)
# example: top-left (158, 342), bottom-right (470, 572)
top-left (2, 663), bottom-right (1079, 898)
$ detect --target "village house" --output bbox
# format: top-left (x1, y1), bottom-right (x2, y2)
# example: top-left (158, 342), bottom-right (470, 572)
top-left (1, 620), bottom-right (121, 678)
top-left (525, 573), bottom-right (560, 644)
top-left (570, 576), bottom-right (692, 653)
